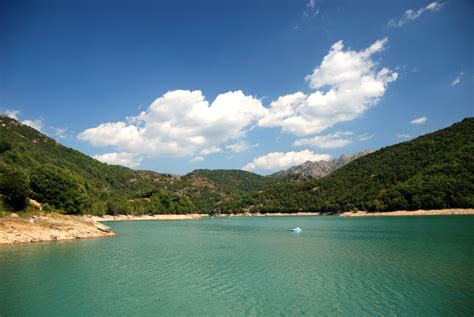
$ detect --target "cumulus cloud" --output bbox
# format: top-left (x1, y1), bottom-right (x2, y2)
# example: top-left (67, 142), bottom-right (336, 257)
top-left (93, 152), bottom-right (143, 168)
top-left (4, 110), bottom-right (19, 120)
top-left (190, 156), bottom-right (204, 163)
top-left (388, 2), bottom-right (443, 27)
top-left (23, 118), bottom-right (44, 132)
top-left (78, 90), bottom-right (267, 157)
top-left (410, 116), bottom-right (427, 125)
top-left (199, 146), bottom-right (222, 156)
top-left (225, 141), bottom-right (259, 153)
top-left (53, 127), bottom-right (68, 139)
top-left (243, 150), bottom-right (330, 171)
top-left (293, 131), bottom-right (353, 148)
top-left (1, 110), bottom-right (45, 132)
top-left (258, 38), bottom-right (397, 135)
top-left (358, 133), bottom-right (374, 141)
top-left (397, 133), bottom-right (415, 140)
top-left (451, 71), bottom-right (463, 86)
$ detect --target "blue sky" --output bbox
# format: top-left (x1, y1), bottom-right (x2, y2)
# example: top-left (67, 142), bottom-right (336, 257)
top-left (1, 0), bottom-right (472, 175)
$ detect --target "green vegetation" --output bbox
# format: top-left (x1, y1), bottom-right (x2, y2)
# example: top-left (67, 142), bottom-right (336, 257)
top-left (0, 114), bottom-right (472, 215)
top-left (189, 169), bottom-right (279, 193)
top-left (30, 164), bottom-right (88, 214)
top-left (0, 168), bottom-right (29, 211)
top-left (221, 118), bottom-right (474, 214)
top-left (0, 115), bottom-right (273, 214)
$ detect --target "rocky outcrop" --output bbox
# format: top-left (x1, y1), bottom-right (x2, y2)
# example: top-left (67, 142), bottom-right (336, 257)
top-left (0, 213), bottom-right (115, 245)
top-left (273, 150), bottom-right (373, 178)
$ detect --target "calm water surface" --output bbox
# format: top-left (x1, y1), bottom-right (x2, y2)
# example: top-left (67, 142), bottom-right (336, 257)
top-left (1, 216), bottom-right (473, 316)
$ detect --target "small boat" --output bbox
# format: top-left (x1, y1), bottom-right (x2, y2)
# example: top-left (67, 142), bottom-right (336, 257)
top-left (290, 227), bottom-right (302, 233)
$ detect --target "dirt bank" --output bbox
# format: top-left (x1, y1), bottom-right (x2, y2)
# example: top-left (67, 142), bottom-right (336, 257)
top-left (0, 213), bottom-right (115, 245)
top-left (339, 208), bottom-right (474, 217)
top-left (92, 214), bottom-right (208, 222)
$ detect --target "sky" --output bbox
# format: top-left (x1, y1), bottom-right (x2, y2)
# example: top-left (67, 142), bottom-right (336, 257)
top-left (0, 0), bottom-right (472, 175)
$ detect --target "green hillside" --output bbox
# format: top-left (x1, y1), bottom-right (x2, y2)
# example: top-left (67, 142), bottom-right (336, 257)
top-left (1, 114), bottom-right (472, 215)
top-left (0, 115), bottom-right (267, 214)
top-left (189, 169), bottom-right (279, 193)
top-left (221, 118), bottom-right (474, 214)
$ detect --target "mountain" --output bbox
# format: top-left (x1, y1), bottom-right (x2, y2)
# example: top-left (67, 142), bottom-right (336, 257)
top-left (221, 118), bottom-right (474, 214)
top-left (272, 151), bottom-right (372, 178)
top-left (2, 114), bottom-right (472, 215)
top-left (0, 115), bottom-right (271, 214)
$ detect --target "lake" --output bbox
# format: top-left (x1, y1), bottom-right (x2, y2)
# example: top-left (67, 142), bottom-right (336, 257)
top-left (1, 216), bottom-right (473, 316)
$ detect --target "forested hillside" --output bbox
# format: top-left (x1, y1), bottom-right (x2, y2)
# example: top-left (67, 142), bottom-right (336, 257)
top-left (1, 115), bottom-right (472, 215)
top-left (221, 118), bottom-right (474, 214)
top-left (0, 115), bottom-right (271, 215)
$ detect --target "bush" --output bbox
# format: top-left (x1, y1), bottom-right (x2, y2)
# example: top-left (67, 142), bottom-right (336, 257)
top-left (0, 139), bottom-right (12, 153)
top-left (0, 168), bottom-right (30, 211)
top-left (30, 164), bottom-right (88, 214)
top-left (42, 203), bottom-right (53, 212)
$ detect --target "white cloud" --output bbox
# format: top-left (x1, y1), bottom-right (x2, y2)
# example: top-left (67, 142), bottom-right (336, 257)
top-left (225, 141), bottom-right (259, 153)
top-left (190, 156), bottom-right (204, 163)
top-left (199, 146), bottom-right (222, 156)
top-left (388, 2), bottom-right (443, 27)
top-left (410, 116), bottom-right (427, 125)
top-left (304, 0), bottom-right (319, 16)
top-left (2, 109), bottom-right (45, 132)
top-left (293, 131), bottom-right (353, 148)
top-left (93, 152), bottom-right (143, 168)
top-left (397, 133), bottom-right (415, 140)
top-left (243, 150), bottom-right (330, 171)
top-left (4, 110), bottom-right (19, 120)
top-left (258, 38), bottom-right (397, 135)
top-left (78, 90), bottom-right (267, 157)
top-left (23, 118), bottom-right (44, 132)
top-left (451, 71), bottom-right (463, 86)
top-left (358, 133), bottom-right (374, 141)
top-left (451, 78), bottom-right (461, 86)
top-left (53, 127), bottom-right (68, 139)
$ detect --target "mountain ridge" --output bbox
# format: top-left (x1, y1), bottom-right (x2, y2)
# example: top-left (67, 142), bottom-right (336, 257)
top-left (272, 150), bottom-right (373, 178)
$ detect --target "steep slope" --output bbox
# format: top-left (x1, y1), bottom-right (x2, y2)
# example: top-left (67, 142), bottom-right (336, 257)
top-left (222, 118), bottom-right (474, 214)
top-left (0, 115), bottom-right (173, 197)
top-left (272, 151), bottom-right (372, 178)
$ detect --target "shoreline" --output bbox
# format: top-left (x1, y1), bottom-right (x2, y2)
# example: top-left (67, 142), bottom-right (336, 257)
top-left (91, 214), bottom-right (209, 222)
top-left (0, 213), bottom-right (115, 245)
top-left (338, 208), bottom-right (474, 217)
top-left (2, 208), bottom-right (473, 245)
top-left (93, 208), bottom-right (474, 221)
top-left (92, 212), bottom-right (323, 222)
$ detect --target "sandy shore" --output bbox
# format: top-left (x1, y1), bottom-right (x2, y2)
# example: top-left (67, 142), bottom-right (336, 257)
top-left (92, 214), bottom-right (209, 222)
top-left (0, 213), bottom-right (115, 245)
top-left (339, 208), bottom-right (474, 217)
top-left (225, 212), bottom-right (321, 217)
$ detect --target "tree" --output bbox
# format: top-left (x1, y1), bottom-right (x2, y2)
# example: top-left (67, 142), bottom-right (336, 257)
top-left (105, 196), bottom-right (131, 215)
top-left (0, 168), bottom-right (30, 211)
top-left (30, 164), bottom-right (88, 214)
top-left (0, 139), bottom-right (12, 153)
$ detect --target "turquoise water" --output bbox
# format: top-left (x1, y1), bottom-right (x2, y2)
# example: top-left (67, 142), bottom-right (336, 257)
top-left (1, 216), bottom-right (473, 316)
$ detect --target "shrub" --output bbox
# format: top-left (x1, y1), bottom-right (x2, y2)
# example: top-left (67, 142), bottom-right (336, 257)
top-left (0, 168), bottom-right (30, 211)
